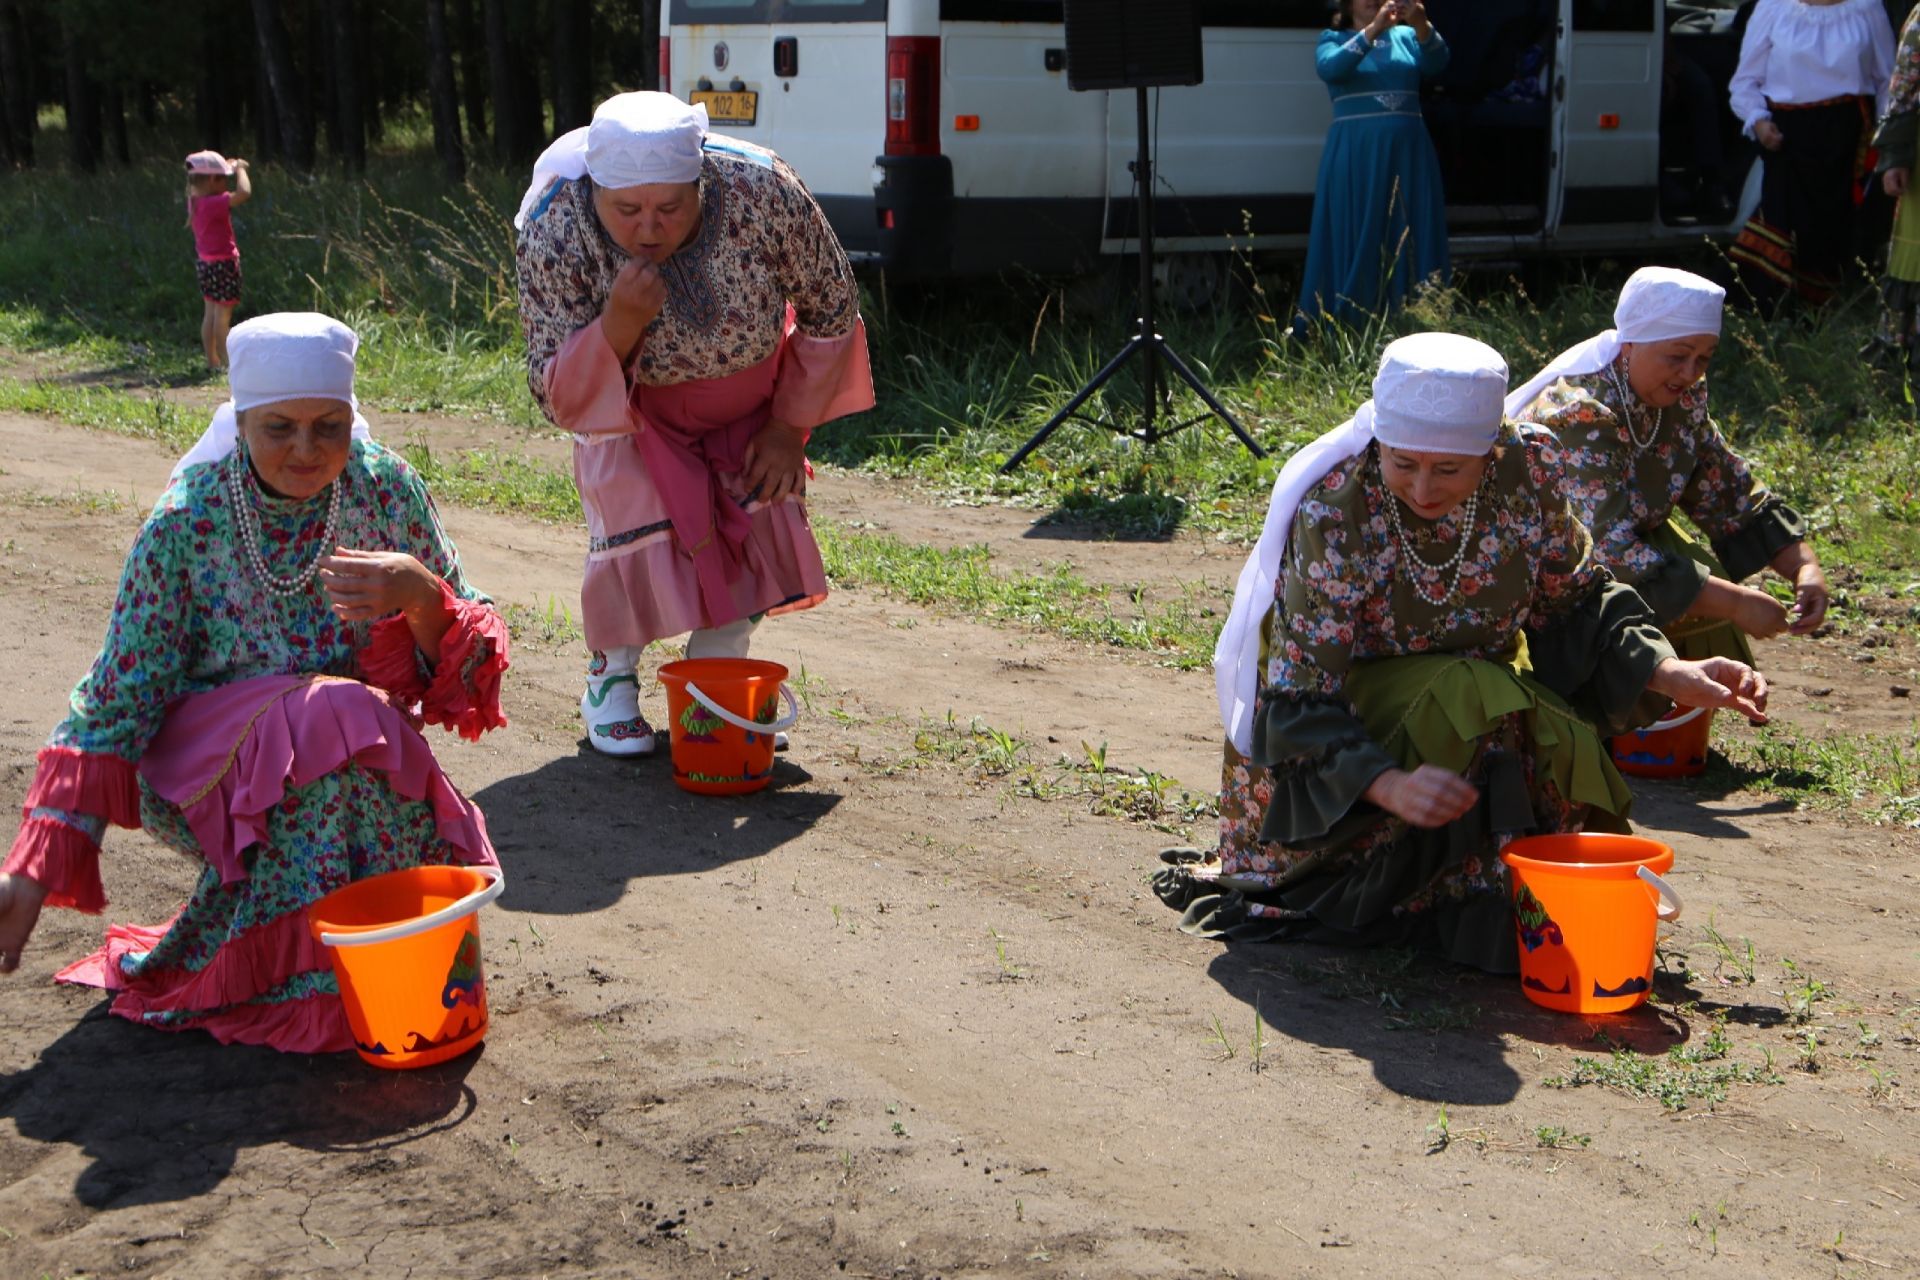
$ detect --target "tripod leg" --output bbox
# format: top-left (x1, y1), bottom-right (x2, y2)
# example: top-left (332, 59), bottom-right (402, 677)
top-left (1153, 338), bottom-right (1269, 460)
top-left (998, 335), bottom-right (1149, 474)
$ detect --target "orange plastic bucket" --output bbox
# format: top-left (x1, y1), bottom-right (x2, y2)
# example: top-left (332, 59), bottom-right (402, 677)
top-left (1609, 704), bottom-right (1713, 779)
top-left (657, 658), bottom-right (800, 796)
top-left (308, 864), bottom-right (505, 1069)
top-left (1500, 834), bottom-right (1683, 1014)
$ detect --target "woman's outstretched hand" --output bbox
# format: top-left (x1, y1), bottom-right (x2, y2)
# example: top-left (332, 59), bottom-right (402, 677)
top-left (0, 873), bottom-right (49, 974)
top-left (741, 421), bottom-right (809, 504)
top-left (1647, 656), bottom-right (1769, 723)
top-left (1365, 764), bottom-right (1480, 828)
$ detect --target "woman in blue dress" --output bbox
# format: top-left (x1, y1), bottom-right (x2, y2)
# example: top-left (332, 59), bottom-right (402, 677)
top-left (1294, 0), bottom-right (1451, 333)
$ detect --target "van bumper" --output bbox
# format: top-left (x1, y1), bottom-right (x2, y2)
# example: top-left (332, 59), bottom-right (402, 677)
top-left (872, 156), bottom-right (956, 276)
top-left (872, 156), bottom-right (1104, 277)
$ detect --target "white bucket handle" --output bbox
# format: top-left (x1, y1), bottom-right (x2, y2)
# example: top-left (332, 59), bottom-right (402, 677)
top-left (1650, 704), bottom-right (1707, 732)
top-left (1637, 865), bottom-right (1684, 923)
top-left (684, 680), bottom-right (801, 735)
top-left (319, 864), bottom-right (505, 949)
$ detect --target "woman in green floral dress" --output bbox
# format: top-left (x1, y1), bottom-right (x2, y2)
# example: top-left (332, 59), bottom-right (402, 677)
top-left (1507, 267), bottom-right (1827, 665)
top-left (1159, 333), bottom-right (1768, 972)
top-left (0, 313), bottom-right (509, 1052)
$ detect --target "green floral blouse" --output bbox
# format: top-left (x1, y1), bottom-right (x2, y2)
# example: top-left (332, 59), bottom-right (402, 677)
top-left (1520, 365), bottom-right (1805, 624)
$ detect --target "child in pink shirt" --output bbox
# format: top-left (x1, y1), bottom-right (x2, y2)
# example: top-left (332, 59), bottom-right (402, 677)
top-left (184, 150), bottom-right (253, 368)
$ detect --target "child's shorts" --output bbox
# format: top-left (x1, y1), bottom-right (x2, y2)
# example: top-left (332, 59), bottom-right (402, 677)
top-left (196, 257), bottom-right (241, 305)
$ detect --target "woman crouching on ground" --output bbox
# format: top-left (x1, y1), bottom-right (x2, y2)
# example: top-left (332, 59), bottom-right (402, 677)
top-left (1507, 266), bottom-right (1826, 664)
top-left (1156, 333), bottom-right (1766, 972)
top-left (0, 312), bottom-right (507, 1051)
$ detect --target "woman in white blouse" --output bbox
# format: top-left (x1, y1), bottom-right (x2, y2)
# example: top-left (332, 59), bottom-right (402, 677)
top-left (1727, 0), bottom-right (1895, 309)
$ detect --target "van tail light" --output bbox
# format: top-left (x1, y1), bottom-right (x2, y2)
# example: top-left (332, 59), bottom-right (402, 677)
top-left (659, 37), bottom-right (671, 93)
top-left (885, 36), bottom-right (940, 157)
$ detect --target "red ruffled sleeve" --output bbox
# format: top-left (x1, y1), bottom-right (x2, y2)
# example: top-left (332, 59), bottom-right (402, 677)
top-left (3, 816), bottom-right (106, 912)
top-left (23, 745), bottom-right (141, 829)
top-left (359, 581), bottom-right (511, 742)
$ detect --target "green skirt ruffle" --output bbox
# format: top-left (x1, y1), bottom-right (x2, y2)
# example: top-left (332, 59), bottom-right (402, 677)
top-left (1156, 653), bottom-right (1631, 973)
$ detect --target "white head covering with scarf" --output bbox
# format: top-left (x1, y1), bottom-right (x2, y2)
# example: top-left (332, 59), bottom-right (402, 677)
top-left (1214, 332), bottom-right (1510, 755)
top-left (514, 91), bottom-right (711, 230)
top-left (170, 312), bottom-right (371, 484)
top-left (1503, 266), bottom-right (1726, 420)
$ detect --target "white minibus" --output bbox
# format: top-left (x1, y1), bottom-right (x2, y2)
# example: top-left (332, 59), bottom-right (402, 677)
top-left (663, 0), bottom-right (1757, 280)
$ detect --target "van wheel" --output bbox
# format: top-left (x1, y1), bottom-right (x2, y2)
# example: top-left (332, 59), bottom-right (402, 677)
top-left (1155, 252), bottom-right (1231, 314)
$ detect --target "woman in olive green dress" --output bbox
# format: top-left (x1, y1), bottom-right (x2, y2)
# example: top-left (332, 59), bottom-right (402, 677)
top-left (1507, 267), bottom-right (1827, 665)
top-left (1159, 333), bottom-right (1768, 972)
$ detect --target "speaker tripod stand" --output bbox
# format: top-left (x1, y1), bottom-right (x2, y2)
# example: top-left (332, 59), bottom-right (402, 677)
top-left (999, 86), bottom-right (1266, 474)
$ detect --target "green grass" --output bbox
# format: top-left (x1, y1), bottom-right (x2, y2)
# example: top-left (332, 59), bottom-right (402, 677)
top-left (1544, 1019), bottom-right (1785, 1111)
top-left (1702, 719), bottom-right (1920, 825)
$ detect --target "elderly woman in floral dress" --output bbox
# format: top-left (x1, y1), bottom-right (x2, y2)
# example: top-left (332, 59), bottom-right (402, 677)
top-left (1157, 333), bottom-right (1767, 971)
top-left (1507, 267), bottom-right (1827, 664)
top-left (0, 313), bottom-right (507, 1052)
top-left (515, 91), bottom-right (872, 757)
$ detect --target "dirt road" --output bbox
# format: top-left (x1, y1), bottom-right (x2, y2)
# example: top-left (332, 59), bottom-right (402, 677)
top-left (2, 412), bottom-right (1917, 1278)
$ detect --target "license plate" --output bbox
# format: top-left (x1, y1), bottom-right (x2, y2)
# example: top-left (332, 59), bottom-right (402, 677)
top-left (690, 89), bottom-right (758, 127)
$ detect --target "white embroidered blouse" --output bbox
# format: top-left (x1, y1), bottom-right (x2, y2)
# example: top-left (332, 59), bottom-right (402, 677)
top-left (1729, 0), bottom-right (1895, 135)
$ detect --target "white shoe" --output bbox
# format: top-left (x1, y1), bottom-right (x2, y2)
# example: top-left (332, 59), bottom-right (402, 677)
top-left (581, 672), bottom-right (657, 757)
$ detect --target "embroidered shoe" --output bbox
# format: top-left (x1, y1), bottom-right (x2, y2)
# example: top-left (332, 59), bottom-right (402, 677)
top-left (581, 673), bottom-right (657, 757)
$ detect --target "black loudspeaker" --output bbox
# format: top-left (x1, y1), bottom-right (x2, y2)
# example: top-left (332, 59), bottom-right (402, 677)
top-left (1061, 0), bottom-right (1203, 91)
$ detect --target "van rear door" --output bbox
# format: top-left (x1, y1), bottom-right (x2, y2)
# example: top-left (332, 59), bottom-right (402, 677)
top-left (668, 0), bottom-right (889, 257)
top-left (1550, 0), bottom-right (1661, 239)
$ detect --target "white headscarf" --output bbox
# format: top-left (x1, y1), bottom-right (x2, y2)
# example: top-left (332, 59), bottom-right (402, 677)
top-left (170, 312), bottom-right (371, 484)
top-left (1215, 333), bottom-right (1511, 754)
top-left (1503, 266), bottom-right (1726, 419)
top-left (514, 92), bottom-right (710, 230)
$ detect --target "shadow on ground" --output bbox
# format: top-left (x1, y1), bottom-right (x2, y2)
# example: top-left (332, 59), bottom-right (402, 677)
top-left (0, 1003), bottom-right (478, 1209)
top-left (1201, 942), bottom-right (1699, 1106)
top-left (476, 748), bottom-right (842, 917)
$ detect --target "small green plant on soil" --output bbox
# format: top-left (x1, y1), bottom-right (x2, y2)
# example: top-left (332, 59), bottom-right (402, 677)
top-left (1426, 1103), bottom-right (1451, 1154)
top-left (1533, 1126), bottom-right (1592, 1150)
top-left (1699, 913), bottom-right (1758, 985)
top-left (1249, 998), bottom-right (1272, 1074)
top-left (1781, 958), bottom-right (1834, 1023)
top-left (1544, 1016), bottom-right (1784, 1111)
top-left (987, 926), bottom-right (1024, 981)
top-left (1206, 1012), bottom-right (1238, 1062)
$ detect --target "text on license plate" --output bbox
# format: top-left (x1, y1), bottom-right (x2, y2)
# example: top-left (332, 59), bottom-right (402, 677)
top-left (690, 89), bottom-right (757, 126)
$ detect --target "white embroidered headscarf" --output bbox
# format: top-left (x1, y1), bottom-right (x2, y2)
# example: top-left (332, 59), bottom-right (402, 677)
top-left (1504, 266), bottom-right (1725, 419)
top-left (514, 91), bottom-right (710, 230)
top-left (170, 312), bottom-right (371, 484)
top-left (1214, 333), bottom-right (1509, 755)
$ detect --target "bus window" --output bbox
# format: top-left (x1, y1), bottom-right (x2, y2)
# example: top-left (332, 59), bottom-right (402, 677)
top-left (1572, 0), bottom-right (1657, 31)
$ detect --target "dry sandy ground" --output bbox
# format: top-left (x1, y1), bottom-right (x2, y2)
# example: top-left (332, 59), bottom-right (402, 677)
top-left (2, 411), bottom-right (1919, 1279)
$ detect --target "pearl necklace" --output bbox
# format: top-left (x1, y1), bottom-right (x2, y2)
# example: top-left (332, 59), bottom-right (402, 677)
top-left (1384, 469), bottom-right (1485, 606)
top-left (1606, 360), bottom-right (1663, 453)
top-left (226, 451), bottom-right (341, 597)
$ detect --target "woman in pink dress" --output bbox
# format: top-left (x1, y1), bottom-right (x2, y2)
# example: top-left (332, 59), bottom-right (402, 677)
top-left (0, 314), bottom-right (507, 1052)
top-left (514, 92), bottom-right (873, 756)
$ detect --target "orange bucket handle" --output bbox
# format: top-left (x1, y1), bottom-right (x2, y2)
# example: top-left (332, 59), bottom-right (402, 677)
top-left (318, 865), bottom-right (505, 948)
top-left (684, 680), bottom-right (801, 734)
top-left (1637, 865), bottom-right (1684, 922)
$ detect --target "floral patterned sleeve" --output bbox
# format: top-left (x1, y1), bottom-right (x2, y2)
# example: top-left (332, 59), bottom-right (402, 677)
top-left (1251, 465), bottom-right (1400, 846)
top-left (1890, 10), bottom-right (1920, 118)
top-left (1674, 387), bottom-right (1806, 581)
top-left (761, 155), bottom-right (860, 341)
top-left (1515, 426), bottom-right (1675, 734)
top-left (3, 508), bottom-right (197, 909)
top-left (1528, 380), bottom-right (1711, 624)
top-left (514, 181), bottom-right (614, 427)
